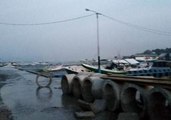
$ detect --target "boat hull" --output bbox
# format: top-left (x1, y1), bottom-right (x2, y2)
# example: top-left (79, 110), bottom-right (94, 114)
top-left (81, 63), bottom-right (127, 75)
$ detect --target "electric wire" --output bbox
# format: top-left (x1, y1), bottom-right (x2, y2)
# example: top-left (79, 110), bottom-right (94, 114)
top-left (101, 14), bottom-right (171, 36)
top-left (0, 14), bottom-right (94, 26)
top-left (0, 11), bottom-right (171, 36)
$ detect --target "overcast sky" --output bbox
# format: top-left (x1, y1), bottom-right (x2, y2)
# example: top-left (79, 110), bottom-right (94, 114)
top-left (0, 0), bottom-right (171, 62)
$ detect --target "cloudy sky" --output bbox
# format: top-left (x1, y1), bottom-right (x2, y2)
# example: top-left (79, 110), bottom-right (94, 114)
top-left (0, 0), bottom-right (171, 62)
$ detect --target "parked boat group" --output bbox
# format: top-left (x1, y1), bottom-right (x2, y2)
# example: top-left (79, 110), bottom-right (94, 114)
top-left (0, 52), bottom-right (171, 120)
top-left (0, 52), bottom-right (170, 79)
top-left (54, 53), bottom-right (171, 78)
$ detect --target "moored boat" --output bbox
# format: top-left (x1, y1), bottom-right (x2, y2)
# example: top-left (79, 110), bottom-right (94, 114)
top-left (126, 60), bottom-right (171, 78)
top-left (82, 60), bottom-right (171, 78)
top-left (81, 63), bottom-right (127, 75)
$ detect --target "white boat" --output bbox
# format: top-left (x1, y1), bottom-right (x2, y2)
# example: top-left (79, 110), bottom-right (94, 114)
top-left (45, 64), bottom-right (89, 74)
top-left (45, 65), bottom-right (63, 71)
top-left (64, 65), bottom-right (89, 74)
top-left (126, 61), bottom-right (171, 77)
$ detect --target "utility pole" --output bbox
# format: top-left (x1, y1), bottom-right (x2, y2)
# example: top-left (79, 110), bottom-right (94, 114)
top-left (85, 8), bottom-right (101, 73)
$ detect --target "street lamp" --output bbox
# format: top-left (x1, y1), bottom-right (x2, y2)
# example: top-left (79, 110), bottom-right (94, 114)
top-left (85, 8), bottom-right (101, 73)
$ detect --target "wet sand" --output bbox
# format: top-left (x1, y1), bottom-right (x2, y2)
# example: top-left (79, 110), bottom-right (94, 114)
top-left (0, 66), bottom-right (81, 120)
top-left (0, 66), bottom-right (120, 120)
top-left (0, 69), bottom-right (17, 120)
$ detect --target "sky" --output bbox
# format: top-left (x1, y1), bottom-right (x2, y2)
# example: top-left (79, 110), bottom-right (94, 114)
top-left (0, 0), bottom-right (171, 62)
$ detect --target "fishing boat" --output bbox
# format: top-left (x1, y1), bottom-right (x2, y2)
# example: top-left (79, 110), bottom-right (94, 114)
top-left (45, 64), bottom-right (88, 72)
top-left (45, 64), bottom-right (63, 71)
top-left (81, 63), bottom-right (127, 75)
top-left (82, 60), bottom-right (171, 78)
top-left (126, 60), bottom-right (171, 77)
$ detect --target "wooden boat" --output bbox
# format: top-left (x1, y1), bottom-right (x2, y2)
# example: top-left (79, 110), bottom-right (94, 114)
top-left (81, 63), bottom-right (127, 75)
top-left (126, 61), bottom-right (171, 78)
top-left (82, 60), bottom-right (171, 78)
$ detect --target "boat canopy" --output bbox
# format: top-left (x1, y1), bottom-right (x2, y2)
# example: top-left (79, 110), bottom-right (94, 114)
top-left (112, 59), bottom-right (139, 65)
top-left (112, 59), bottom-right (128, 64)
top-left (125, 59), bottom-right (139, 65)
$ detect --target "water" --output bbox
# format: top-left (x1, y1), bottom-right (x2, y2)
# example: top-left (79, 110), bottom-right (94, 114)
top-left (1, 66), bottom-right (170, 120)
top-left (0, 66), bottom-right (77, 120)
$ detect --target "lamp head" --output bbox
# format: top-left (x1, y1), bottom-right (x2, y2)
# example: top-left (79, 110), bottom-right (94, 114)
top-left (85, 8), bottom-right (90, 11)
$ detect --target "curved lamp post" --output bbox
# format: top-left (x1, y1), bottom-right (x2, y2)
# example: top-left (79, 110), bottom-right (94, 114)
top-left (85, 8), bottom-right (101, 73)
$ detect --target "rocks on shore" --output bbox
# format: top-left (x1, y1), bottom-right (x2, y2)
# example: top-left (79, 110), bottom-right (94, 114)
top-left (0, 105), bottom-right (13, 120)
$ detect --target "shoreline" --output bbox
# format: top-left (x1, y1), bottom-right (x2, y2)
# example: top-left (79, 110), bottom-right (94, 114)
top-left (0, 73), bottom-right (13, 120)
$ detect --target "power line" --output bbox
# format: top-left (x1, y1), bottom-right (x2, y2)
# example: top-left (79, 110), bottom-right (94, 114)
top-left (102, 14), bottom-right (171, 36)
top-left (0, 14), bottom-right (94, 26)
top-left (0, 11), bottom-right (171, 36)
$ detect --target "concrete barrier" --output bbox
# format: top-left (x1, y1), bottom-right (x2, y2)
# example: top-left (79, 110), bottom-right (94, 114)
top-left (72, 74), bottom-right (89, 98)
top-left (103, 80), bottom-right (120, 111)
top-left (117, 112), bottom-right (139, 120)
top-left (61, 74), bottom-right (76, 95)
top-left (147, 87), bottom-right (171, 120)
top-left (77, 99), bottom-right (106, 113)
top-left (120, 83), bottom-right (147, 113)
top-left (61, 94), bottom-right (78, 108)
top-left (81, 76), bottom-right (105, 102)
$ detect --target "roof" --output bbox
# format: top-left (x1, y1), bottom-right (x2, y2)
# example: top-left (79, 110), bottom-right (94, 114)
top-left (134, 53), bottom-right (157, 57)
top-left (112, 59), bottom-right (139, 65)
top-left (125, 59), bottom-right (139, 65)
top-left (112, 59), bottom-right (128, 64)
